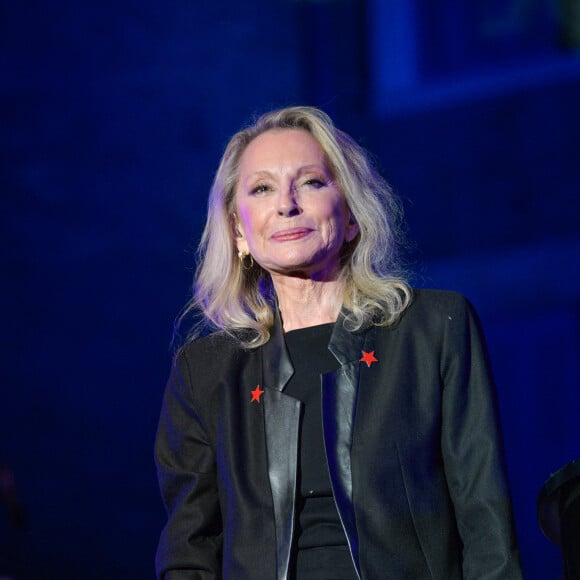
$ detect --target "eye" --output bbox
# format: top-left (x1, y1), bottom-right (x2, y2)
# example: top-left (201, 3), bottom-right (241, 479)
top-left (303, 178), bottom-right (326, 189)
top-left (250, 183), bottom-right (272, 195)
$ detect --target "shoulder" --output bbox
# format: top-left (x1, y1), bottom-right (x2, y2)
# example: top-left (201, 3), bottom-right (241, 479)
top-left (394, 288), bottom-right (482, 336)
top-left (380, 289), bottom-right (492, 377)
top-left (164, 331), bottom-right (261, 420)
top-left (179, 329), bottom-right (244, 357)
top-left (174, 330), bottom-right (257, 380)
top-left (410, 288), bottom-right (472, 310)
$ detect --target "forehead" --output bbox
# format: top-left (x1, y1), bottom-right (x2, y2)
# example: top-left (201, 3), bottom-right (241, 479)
top-left (239, 129), bottom-right (328, 170)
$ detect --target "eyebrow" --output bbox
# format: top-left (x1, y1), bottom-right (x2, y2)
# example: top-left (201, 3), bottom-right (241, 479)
top-left (243, 164), bottom-right (329, 183)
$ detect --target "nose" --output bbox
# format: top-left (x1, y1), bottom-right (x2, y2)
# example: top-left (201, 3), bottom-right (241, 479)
top-left (276, 183), bottom-right (301, 217)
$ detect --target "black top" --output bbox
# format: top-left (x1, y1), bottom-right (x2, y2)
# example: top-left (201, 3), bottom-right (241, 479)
top-left (284, 323), bottom-right (357, 580)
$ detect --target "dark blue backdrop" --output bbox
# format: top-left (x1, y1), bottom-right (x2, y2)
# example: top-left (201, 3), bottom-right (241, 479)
top-left (2, 1), bottom-right (579, 578)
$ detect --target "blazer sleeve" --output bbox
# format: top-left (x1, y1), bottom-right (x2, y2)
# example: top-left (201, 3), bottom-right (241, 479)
top-left (154, 350), bottom-right (222, 580)
top-left (439, 295), bottom-right (522, 579)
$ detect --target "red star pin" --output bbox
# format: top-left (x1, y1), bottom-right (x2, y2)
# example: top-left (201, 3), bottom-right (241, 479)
top-left (360, 350), bottom-right (378, 368)
top-left (250, 384), bottom-right (264, 403)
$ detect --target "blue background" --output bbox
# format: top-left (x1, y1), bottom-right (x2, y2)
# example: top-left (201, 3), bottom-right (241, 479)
top-left (1, 1), bottom-right (579, 577)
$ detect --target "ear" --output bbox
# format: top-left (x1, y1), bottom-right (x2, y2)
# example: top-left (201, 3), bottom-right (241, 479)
top-left (231, 215), bottom-right (249, 254)
top-left (345, 213), bottom-right (359, 242)
top-left (236, 237), bottom-right (249, 255)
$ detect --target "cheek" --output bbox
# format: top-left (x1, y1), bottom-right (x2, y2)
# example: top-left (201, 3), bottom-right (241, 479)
top-left (237, 206), bottom-right (263, 241)
top-left (241, 208), bottom-right (256, 228)
top-left (329, 203), bottom-right (350, 234)
top-left (234, 200), bottom-right (250, 225)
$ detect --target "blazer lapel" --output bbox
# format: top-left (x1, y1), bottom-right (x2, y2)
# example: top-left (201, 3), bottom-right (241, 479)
top-left (261, 311), bottom-right (299, 580)
top-left (262, 309), bottom-right (294, 392)
top-left (323, 314), bottom-right (371, 580)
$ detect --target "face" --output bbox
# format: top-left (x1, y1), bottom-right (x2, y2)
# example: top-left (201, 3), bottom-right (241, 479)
top-left (233, 129), bottom-right (359, 280)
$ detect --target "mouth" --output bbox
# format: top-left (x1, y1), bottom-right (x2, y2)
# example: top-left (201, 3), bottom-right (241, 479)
top-left (270, 227), bottom-right (312, 241)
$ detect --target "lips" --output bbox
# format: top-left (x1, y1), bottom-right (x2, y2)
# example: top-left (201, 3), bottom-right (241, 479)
top-left (270, 227), bottom-right (312, 241)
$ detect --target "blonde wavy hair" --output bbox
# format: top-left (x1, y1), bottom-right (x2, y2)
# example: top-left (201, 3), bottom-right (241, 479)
top-left (180, 106), bottom-right (412, 348)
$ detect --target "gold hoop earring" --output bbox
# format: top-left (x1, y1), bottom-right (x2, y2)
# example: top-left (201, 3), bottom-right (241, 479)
top-left (238, 250), bottom-right (254, 270)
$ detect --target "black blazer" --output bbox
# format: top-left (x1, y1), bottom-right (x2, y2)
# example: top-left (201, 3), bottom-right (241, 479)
top-left (155, 289), bottom-right (522, 579)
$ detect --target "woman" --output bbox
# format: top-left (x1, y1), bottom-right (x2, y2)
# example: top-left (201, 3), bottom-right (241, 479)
top-left (155, 106), bottom-right (522, 579)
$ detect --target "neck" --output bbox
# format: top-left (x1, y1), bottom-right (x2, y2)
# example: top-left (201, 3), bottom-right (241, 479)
top-left (271, 274), bottom-right (344, 332)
